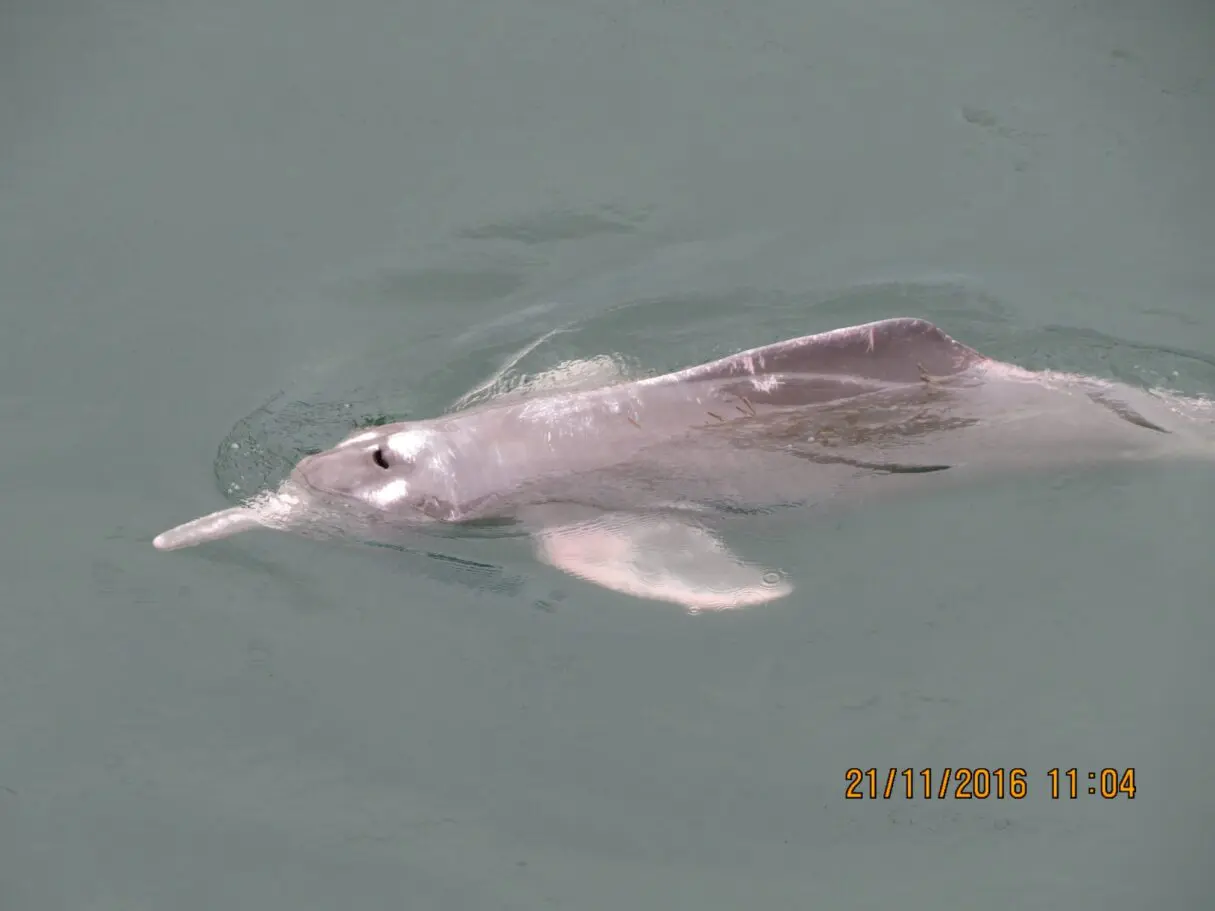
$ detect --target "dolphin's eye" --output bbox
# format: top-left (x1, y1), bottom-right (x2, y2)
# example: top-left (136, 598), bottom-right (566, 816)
top-left (372, 447), bottom-right (390, 469)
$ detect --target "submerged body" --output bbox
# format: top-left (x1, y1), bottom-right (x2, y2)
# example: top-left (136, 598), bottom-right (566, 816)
top-left (154, 318), bottom-right (1215, 610)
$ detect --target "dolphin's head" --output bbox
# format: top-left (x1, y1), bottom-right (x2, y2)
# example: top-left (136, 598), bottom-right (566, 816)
top-left (153, 421), bottom-right (461, 552)
top-left (291, 422), bottom-right (456, 522)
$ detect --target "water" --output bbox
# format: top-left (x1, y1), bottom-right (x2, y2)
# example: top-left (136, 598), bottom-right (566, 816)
top-left (2, 1), bottom-right (1213, 908)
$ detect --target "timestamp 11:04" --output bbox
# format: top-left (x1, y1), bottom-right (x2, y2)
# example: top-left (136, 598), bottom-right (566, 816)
top-left (1049, 767), bottom-right (1137, 799)
top-left (843, 767), bottom-right (1137, 800)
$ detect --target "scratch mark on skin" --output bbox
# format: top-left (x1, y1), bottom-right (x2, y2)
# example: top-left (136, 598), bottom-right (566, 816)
top-left (794, 450), bottom-right (951, 473)
top-left (706, 411), bottom-right (725, 422)
top-left (739, 395), bottom-right (757, 416)
top-left (917, 362), bottom-right (934, 384)
top-left (627, 416), bottom-right (642, 429)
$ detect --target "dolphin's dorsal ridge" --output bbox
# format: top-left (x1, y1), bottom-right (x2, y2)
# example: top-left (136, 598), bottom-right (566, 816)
top-left (677, 318), bottom-right (984, 386)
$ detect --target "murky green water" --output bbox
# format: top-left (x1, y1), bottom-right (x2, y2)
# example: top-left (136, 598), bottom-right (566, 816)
top-left (2, 1), bottom-right (1212, 908)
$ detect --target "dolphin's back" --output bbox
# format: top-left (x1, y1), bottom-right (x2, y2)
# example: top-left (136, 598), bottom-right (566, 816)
top-left (661, 317), bottom-right (986, 386)
top-left (439, 320), bottom-right (980, 515)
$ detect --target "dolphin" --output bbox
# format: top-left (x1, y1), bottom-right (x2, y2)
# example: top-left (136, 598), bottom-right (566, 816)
top-left (154, 318), bottom-right (1215, 610)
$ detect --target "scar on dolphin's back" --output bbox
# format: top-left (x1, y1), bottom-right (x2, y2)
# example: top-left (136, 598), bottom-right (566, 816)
top-left (1086, 392), bottom-right (1170, 433)
top-left (791, 450), bottom-right (952, 473)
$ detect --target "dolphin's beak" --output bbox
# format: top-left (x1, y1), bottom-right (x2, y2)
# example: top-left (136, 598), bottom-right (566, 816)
top-left (153, 506), bottom-right (264, 550)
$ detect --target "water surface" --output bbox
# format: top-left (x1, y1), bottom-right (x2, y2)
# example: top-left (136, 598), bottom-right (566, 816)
top-left (2, 1), bottom-right (1213, 908)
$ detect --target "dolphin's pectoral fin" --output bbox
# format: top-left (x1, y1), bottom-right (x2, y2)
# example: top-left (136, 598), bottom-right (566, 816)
top-left (527, 510), bottom-right (792, 611)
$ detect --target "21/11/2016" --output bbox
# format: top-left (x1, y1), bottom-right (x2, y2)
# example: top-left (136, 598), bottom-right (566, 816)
top-left (845, 767), bottom-right (1136, 800)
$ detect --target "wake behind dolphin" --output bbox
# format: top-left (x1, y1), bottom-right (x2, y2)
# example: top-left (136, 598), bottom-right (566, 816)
top-left (154, 318), bottom-right (1215, 610)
